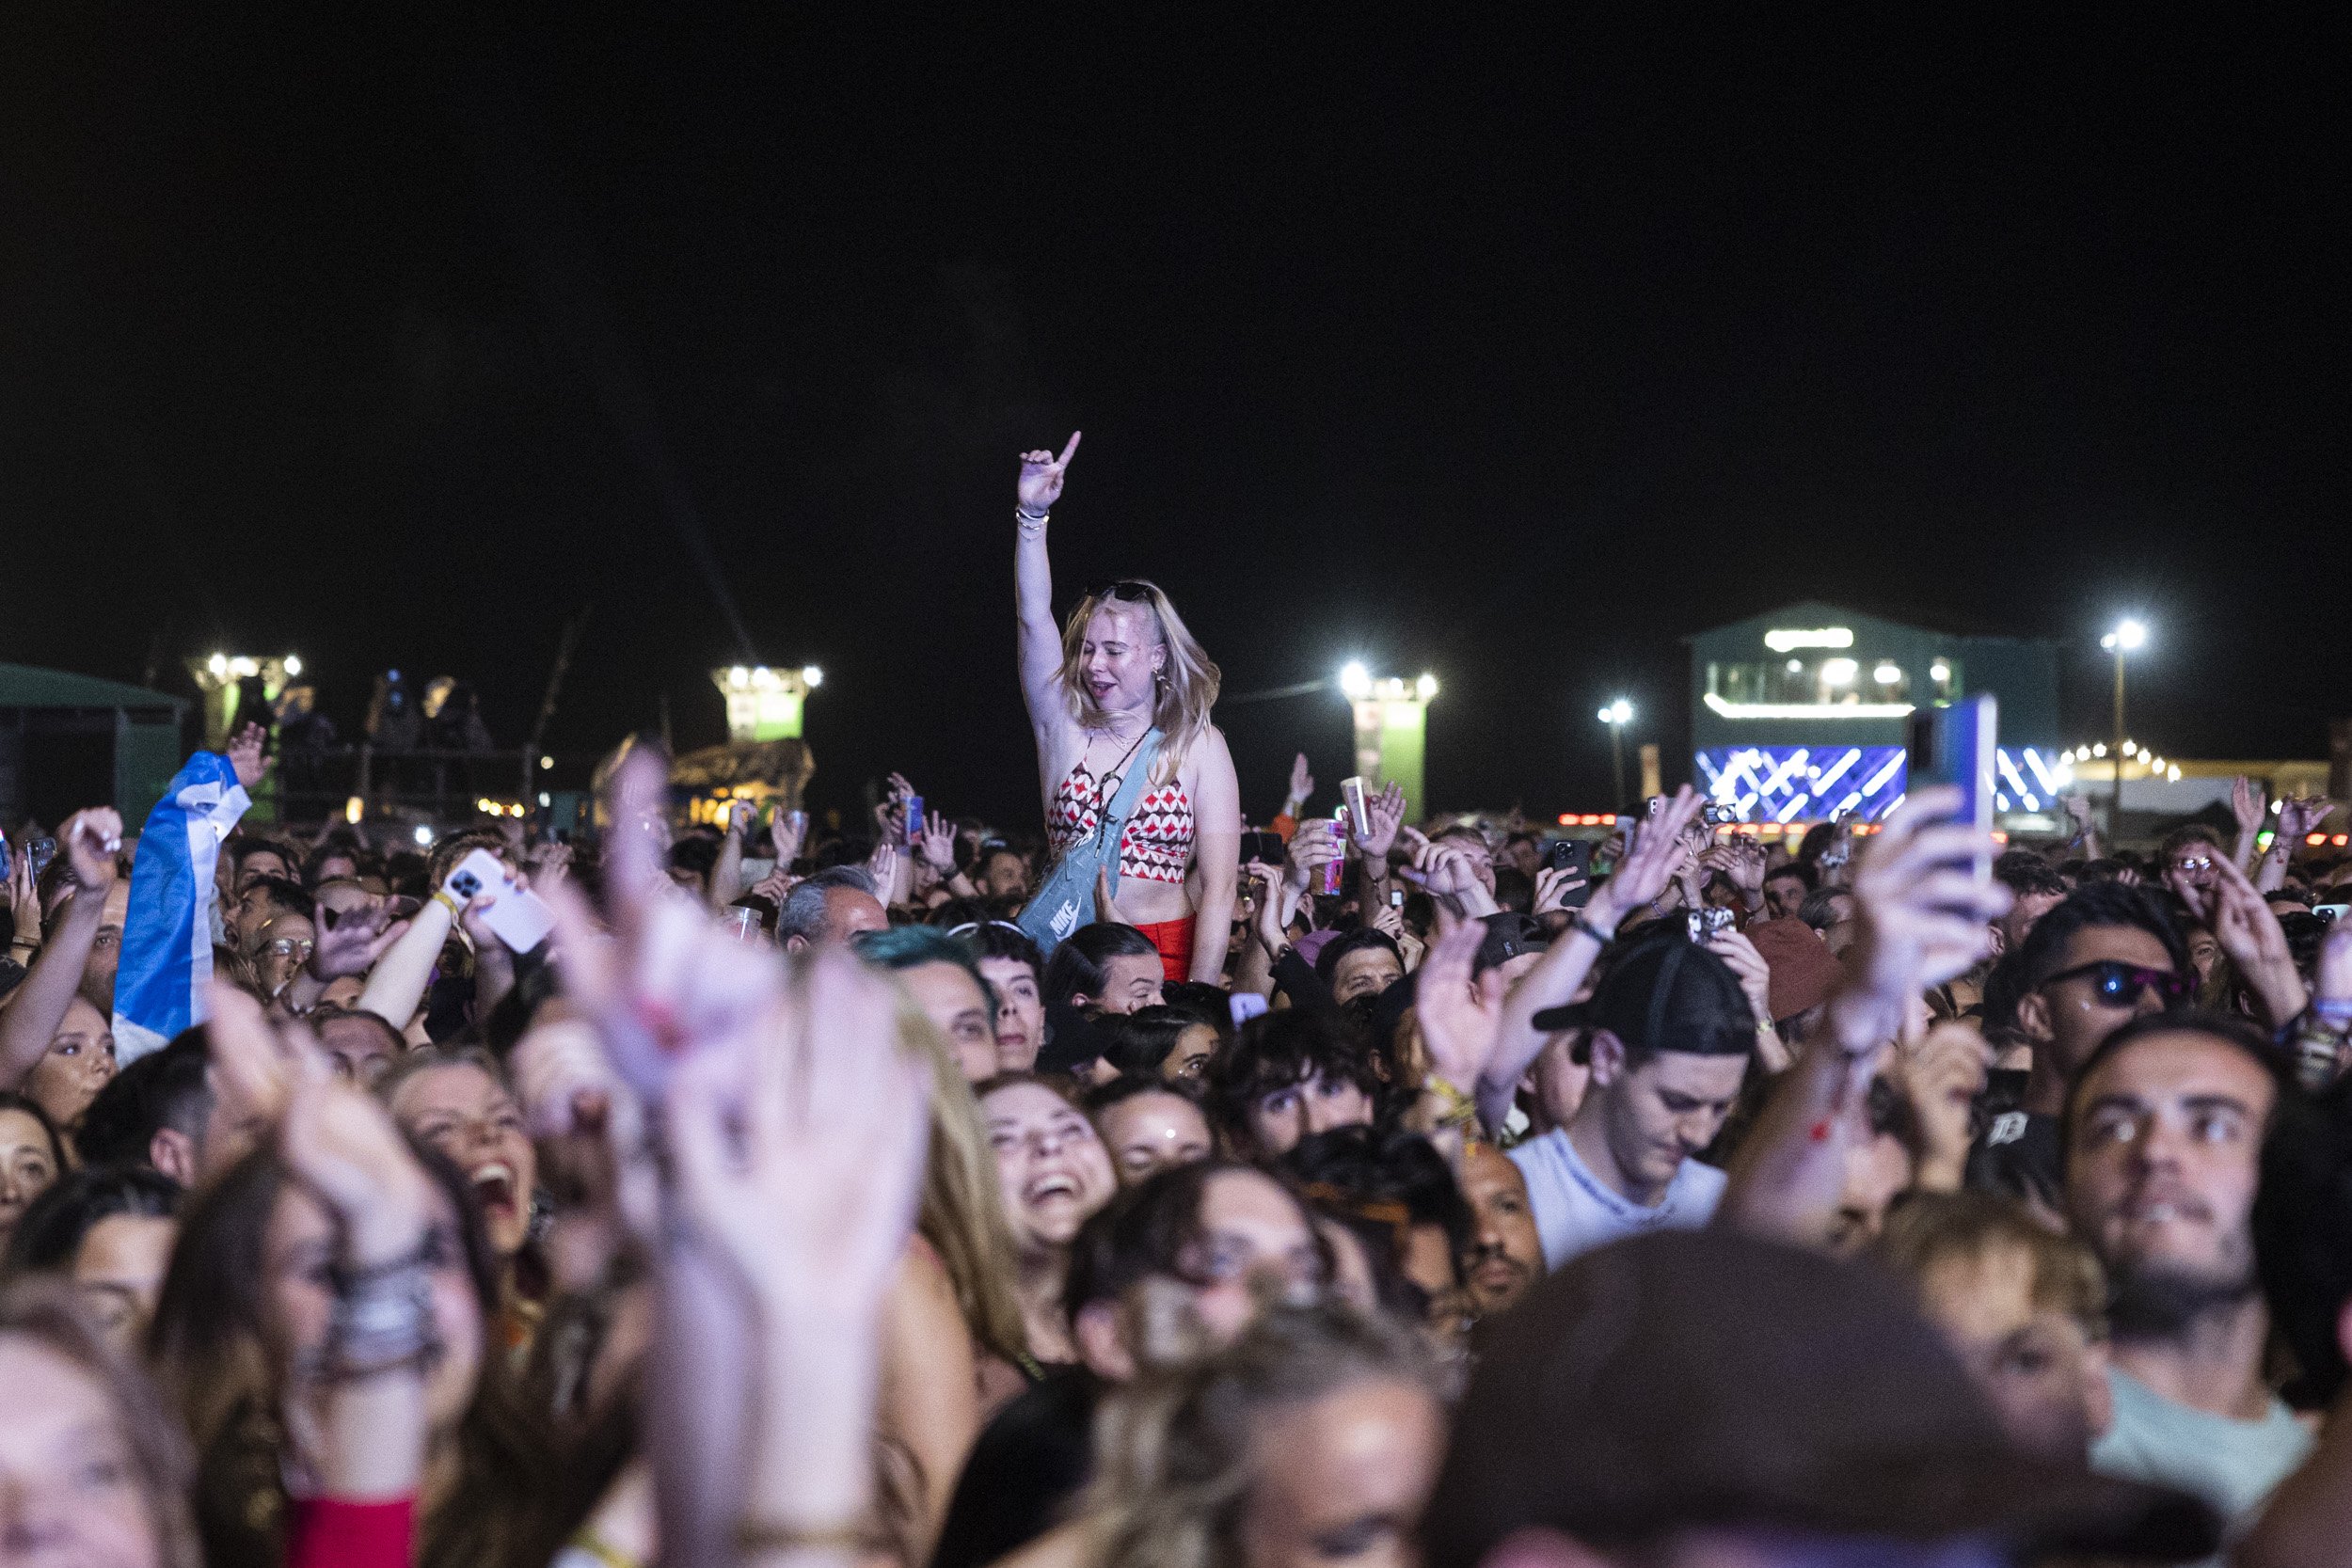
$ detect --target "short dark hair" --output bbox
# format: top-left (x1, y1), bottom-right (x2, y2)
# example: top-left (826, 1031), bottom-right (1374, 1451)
top-left (1207, 1010), bottom-right (1385, 1151)
top-left (1041, 922), bottom-right (1161, 1008)
top-left (2006, 879), bottom-right (2189, 1000)
top-left (3, 1164), bottom-right (181, 1275)
top-left (0, 1092), bottom-right (67, 1178)
top-left (1091, 1007), bottom-right (1198, 1080)
top-left (2059, 1010), bottom-right (2293, 1165)
top-left (1796, 885), bottom-right (1849, 933)
top-left (1763, 861), bottom-right (1817, 894)
top-left (2158, 824), bottom-right (2224, 861)
top-left (1314, 927), bottom-right (1405, 988)
top-left (229, 837), bottom-right (295, 878)
top-left (2256, 1069), bottom-right (2352, 1406)
top-left (75, 1034), bottom-right (214, 1172)
top-left (239, 876), bottom-right (312, 925)
top-left (1062, 1158), bottom-right (1320, 1322)
top-left (1993, 849), bottom-right (2068, 902)
top-left (1282, 1125), bottom-right (1474, 1265)
top-left (960, 920), bottom-right (1045, 983)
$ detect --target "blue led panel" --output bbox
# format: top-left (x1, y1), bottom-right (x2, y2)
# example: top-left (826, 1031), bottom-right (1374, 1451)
top-left (1692, 747), bottom-right (2070, 823)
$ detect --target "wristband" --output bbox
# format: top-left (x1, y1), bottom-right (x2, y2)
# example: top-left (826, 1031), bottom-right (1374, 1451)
top-left (1426, 1076), bottom-right (1478, 1130)
top-left (432, 889), bottom-right (465, 922)
top-left (1568, 912), bottom-right (1616, 945)
top-left (734, 1519), bottom-right (883, 1558)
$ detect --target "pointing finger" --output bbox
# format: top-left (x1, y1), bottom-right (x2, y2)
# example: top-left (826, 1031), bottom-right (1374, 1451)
top-left (1056, 430), bottom-right (1083, 468)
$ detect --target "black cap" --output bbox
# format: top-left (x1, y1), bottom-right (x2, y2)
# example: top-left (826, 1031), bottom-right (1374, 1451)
top-left (1530, 927), bottom-right (1753, 1052)
top-left (1473, 912), bottom-right (1549, 977)
top-left (1423, 1229), bottom-right (2219, 1564)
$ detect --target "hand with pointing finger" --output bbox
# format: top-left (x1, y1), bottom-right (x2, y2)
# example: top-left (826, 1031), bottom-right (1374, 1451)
top-left (1017, 432), bottom-right (1082, 517)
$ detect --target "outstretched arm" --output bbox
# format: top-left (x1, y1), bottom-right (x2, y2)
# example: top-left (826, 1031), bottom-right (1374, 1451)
top-left (0, 811), bottom-right (120, 1089)
top-left (1475, 790), bottom-right (1702, 1132)
top-left (1015, 433), bottom-right (1081, 749)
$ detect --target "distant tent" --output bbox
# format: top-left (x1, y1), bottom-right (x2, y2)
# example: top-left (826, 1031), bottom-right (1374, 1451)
top-left (0, 664), bottom-right (188, 831)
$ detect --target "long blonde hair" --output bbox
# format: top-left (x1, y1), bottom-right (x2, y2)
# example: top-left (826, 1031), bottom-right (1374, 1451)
top-left (894, 994), bottom-right (1031, 1364)
top-left (1059, 581), bottom-right (1220, 785)
top-left (1077, 1302), bottom-right (1443, 1568)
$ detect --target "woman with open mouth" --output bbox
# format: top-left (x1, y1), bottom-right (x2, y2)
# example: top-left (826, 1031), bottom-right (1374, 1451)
top-left (379, 1046), bottom-right (544, 1359)
top-left (981, 1074), bottom-right (1120, 1370)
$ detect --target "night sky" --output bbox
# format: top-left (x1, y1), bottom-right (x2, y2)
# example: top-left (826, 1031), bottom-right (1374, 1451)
top-left (5, 12), bottom-right (2344, 832)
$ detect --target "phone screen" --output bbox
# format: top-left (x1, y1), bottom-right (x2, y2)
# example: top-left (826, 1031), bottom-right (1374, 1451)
top-left (1907, 693), bottom-right (1997, 881)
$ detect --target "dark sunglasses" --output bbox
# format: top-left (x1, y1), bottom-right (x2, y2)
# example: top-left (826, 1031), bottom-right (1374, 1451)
top-left (1089, 580), bottom-right (1153, 603)
top-left (2042, 959), bottom-right (2189, 1006)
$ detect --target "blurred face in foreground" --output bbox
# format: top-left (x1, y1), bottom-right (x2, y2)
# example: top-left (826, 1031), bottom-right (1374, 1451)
top-left (1913, 1240), bottom-right (2110, 1460)
top-left (0, 1333), bottom-right (166, 1568)
top-left (1236, 1375), bottom-right (1445, 1568)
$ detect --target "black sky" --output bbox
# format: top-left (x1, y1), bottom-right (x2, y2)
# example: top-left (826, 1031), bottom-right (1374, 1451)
top-left (3, 10), bottom-right (2344, 830)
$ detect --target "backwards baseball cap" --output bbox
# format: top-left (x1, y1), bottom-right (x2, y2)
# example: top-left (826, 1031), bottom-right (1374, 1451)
top-left (1530, 927), bottom-right (1753, 1053)
top-left (1473, 912), bottom-right (1549, 976)
top-left (1423, 1229), bottom-right (2218, 1564)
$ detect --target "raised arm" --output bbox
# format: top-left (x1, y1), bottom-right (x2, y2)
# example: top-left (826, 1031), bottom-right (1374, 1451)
top-left (1014, 433), bottom-right (1082, 745)
top-left (1475, 789), bottom-right (1701, 1132)
top-left (0, 811), bottom-right (120, 1089)
top-left (1716, 789), bottom-right (2010, 1248)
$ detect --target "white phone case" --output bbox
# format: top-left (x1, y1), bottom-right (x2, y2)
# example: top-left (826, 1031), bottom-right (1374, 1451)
top-left (442, 848), bottom-right (556, 954)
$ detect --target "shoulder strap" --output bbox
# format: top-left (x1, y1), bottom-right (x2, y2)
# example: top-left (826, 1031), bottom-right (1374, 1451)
top-left (1096, 729), bottom-right (1164, 895)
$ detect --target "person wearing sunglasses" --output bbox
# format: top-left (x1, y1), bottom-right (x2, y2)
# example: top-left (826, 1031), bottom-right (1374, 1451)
top-left (1012, 433), bottom-right (1241, 988)
top-left (2157, 824), bottom-right (2227, 906)
top-left (1968, 880), bottom-right (2191, 1214)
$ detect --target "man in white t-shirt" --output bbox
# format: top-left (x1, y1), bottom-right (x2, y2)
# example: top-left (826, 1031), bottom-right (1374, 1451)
top-left (1509, 931), bottom-right (1755, 1269)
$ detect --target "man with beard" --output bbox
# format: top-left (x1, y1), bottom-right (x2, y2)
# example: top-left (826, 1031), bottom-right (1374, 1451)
top-left (2062, 1011), bottom-right (2312, 1534)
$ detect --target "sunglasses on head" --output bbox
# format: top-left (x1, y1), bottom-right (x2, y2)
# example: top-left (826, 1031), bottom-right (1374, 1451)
top-left (1089, 580), bottom-right (1153, 603)
top-left (2042, 959), bottom-right (2189, 1006)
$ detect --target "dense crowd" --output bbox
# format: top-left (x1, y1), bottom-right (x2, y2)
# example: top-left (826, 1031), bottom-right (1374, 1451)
top-left (4, 435), bottom-right (2352, 1568)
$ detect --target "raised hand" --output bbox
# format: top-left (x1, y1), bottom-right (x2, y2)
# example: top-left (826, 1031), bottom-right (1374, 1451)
top-left (279, 1033), bottom-right (436, 1268)
top-left (768, 807), bottom-right (805, 867)
top-left (1413, 912), bottom-right (1498, 1096)
top-left (525, 838), bottom-right (573, 892)
top-left (1531, 863), bottom-right (1587, 917)
top-left (1896, 1021), bottom-right (1992, 1191)
top-left (1705, 928), bottom-right (1774, 1029)
top-left (667, 948), bottom-right (931, 1322)
top-left (1283, 818), bottom-right (1341, 895)
top-left (1829, 788), bottom-right (2012, 1054)
top-left (2280, 794), bottom-right (2337, 843)
top-left (1587, 787), bottom-right (1705, 929)
top-left (2232, 775), bottom-right (2268, 839)
top-left (1016, 432), bottom-right (1082, 516)
top-left (1285, 752), bottom-right (1315, 812)
top-left (58, 808), bottom-right (123, 896)
top-left (1247, 862), bottom-right (1289, 957)
top-left (308, 897), bottom-right (410, 981)
top-left (543, 747), bottom-right (785, 1102)
top-left (917, 814), bottom-right (959, 874)
top-left (2182, 855), bottom-right (2307, 1026)
top-left (224, 721), bottom-right (270, 790)
top-left (1353, 781), bottom-right (1407, 861)
top-left (723, 800), bottom-right (756, 842)
top-left (1700, 839), bottom-right (1767, 908)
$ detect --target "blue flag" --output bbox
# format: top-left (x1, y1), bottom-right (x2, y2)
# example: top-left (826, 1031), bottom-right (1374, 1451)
top-left (112, 751), bottom-right (249, 1066)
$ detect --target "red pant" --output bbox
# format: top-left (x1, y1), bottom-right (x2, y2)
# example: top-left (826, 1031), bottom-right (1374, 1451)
top-left (1135, 916), bottom-right (1195, 983)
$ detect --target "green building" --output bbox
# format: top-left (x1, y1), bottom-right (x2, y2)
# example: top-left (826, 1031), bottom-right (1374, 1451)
top-left (0, 664), bottom-right (189, 832)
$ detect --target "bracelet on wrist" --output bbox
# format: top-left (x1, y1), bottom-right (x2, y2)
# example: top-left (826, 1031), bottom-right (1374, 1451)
top-left (734, 1518), bottom-right (884, 1559)
top-left (313, 1252), bottom-right (440, 1383)
top-left (1568, 912), bottom-right (1616, 945)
